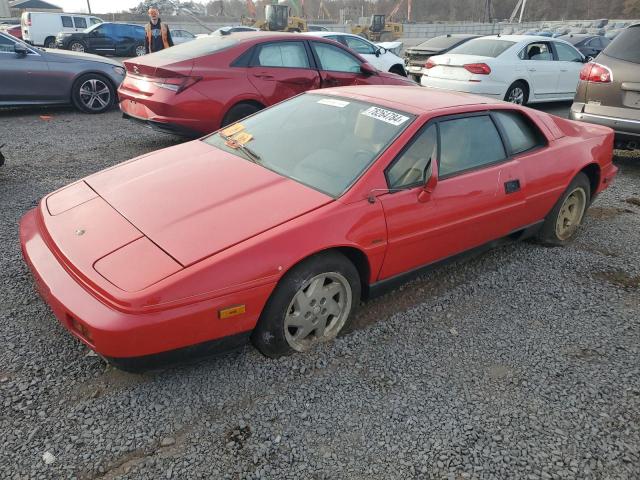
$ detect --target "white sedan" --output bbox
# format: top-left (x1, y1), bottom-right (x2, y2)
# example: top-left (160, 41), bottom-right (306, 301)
top-left (421, 35), bottom-right (587, 105)
top-left (302, 31), bottom-right (407, 76)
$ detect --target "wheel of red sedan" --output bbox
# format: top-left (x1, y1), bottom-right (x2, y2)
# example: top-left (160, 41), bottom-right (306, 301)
top-left (252, 252), bottom-right (361, 358)
top-left (537, 172), bottom-right (591, 246)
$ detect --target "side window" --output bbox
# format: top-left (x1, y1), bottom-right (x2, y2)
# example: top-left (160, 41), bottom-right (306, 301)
top-left (73, 17), bottom-right (87, 29)
top-left (256, 42), bottom-right (310, 68)
top-left (0, 34), bottom-right (15, 53)
top-left (439, 116), bottom-right (506, 178)
top-left (387, 125), bottom-right (438, 189)
top-left (183, 31), bottom-right (195, 38)
top-left (555, 42), bottom-right (582, 62)
top-left (345, 36), bottom-right (376, 55)
top-left (61, 16), bottom-right (73, 28)
top-left (519, 42), bottom-right (553, 60)
top-left (493, 111), bottom-right (545, 155)
top-left (312, 41), bottom-right (361, 73)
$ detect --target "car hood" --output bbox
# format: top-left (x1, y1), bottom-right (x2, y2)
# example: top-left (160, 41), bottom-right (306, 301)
top-left (85, 141), bottom-right (333, 266)
top-left (43, 48), bottom-right (122, 67)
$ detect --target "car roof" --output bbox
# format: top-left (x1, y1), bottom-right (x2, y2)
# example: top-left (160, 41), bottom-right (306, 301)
top-left (317, 85), bottom-right (501, 115)
top-left (217, 31), bottom-right (320, 43)
top-left (489, 34), bottom-right (563, 43)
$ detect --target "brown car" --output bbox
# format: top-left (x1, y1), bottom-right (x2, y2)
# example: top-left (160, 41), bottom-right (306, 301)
top-left (570, 23), bottom-right (640, 150)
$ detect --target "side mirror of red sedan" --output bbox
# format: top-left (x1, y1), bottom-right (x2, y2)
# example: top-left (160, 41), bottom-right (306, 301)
top-left (360, 63), bottom-right (377, 76)
top-left (418, 158), bottom-right (438, 203)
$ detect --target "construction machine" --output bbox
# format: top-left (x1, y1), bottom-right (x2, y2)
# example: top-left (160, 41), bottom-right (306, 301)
top-left (351, 14), bottom-right (403, 42)
top-left (247, 2), bottom-right (308, 32)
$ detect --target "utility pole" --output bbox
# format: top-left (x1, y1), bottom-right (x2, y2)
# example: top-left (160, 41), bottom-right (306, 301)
top-left (483, 0), bottom-right (492, 22)
top-left (86, 0), bottom-right (91, 14)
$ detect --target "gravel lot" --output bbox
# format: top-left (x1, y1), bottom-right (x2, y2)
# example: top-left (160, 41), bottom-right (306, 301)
top-left (1, 103), bottom-right (639, 480)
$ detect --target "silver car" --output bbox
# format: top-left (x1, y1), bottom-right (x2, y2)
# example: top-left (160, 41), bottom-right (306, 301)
top-left (0, 31), bottom-right (125, 114)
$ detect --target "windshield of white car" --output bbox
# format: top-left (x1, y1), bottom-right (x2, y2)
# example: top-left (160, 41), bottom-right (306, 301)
top-left (203, 94), bottom-right (415, 198)
top-left (83, 23), bottom-right (101, 33)
top-left (448, 38), bottom-right (516, 57)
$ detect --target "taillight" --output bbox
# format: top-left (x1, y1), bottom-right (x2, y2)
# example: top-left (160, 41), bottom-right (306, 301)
top-left (463, 63), bottom-right (491, 75)
top-left (424, 58), bottom-right (436, 69)
top-left (26, 14), bottom-right (31, 26)
top-left (152, 76), bottom-right (202, 93)
top-left (579, 62), bottom-right (612, 83)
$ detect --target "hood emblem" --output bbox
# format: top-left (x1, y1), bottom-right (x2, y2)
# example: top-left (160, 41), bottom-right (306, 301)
top-left (133, 65), bottom-right (139, 74)
top-left (75, 229), bottom-right (86, 236)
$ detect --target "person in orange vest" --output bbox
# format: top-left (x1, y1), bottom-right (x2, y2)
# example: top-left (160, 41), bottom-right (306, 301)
top-left (144, 7), bottom-right (174, 54)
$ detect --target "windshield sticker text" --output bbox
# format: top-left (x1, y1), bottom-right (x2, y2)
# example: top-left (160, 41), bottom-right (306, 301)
top-left (221, 123), bottom-right (245, 137)
top-left (361, 107), bottom-right (409, 126)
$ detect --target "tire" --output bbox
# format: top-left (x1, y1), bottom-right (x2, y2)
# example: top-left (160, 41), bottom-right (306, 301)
top-left (133, 44), bottom-right (146, 57)
top-left (44, 36), bottom-right (56, 49)
top-left (536, 172), bottom-right (591, 246)
top-left (71, 73), bottom-right (115, 114)
top-left (221, 102), bottom-right (263, 127)
top-left (389, 64), bottom-right (407, 77)
top-left (504, 81), bottom-right (529, 105)
top-left (251, 251), bottom-right (361, 358)
top-left (68, 40), bottom-right (87, 53)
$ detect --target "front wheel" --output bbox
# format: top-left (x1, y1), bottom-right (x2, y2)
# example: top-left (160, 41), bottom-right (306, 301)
top-left (44, 36), bottom-right (56, 48)
top-left (69, 41), bottom-right (86, 53)
top-left (251, 252), bottom-right (361, 358)
top-left (504, 81), bottom-right (528, 105)
top-left (537, 172), bottom-right (591, 246)
top-left (134, 44), bottom-right (146, 57)
top-left (71, 74), bottom-right (115, 114)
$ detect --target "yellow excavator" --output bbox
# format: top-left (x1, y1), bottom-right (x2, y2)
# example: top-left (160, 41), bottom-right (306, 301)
top-left (245, 2), bottom-right (308, 32)
top-left (351, 14), bottom-right (403, 42)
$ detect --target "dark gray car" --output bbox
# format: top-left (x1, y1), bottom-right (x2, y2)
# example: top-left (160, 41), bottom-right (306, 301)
top-left (570, 23), bottom-right (640, 150)
top-left (0, 31), bottom-right (125, 113)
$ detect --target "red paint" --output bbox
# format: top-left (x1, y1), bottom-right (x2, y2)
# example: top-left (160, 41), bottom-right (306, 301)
top-left (20, 87), bottom-right (617, 360)
top-left (117, 32), bottom-right (415, 136)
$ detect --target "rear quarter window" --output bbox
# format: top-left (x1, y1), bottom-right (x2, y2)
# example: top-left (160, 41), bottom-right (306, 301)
top-left (603, 25), bottom-right (640, 63)
top-left (493, 111), bottom-right (546, 155)
top-left (448, 39), bottom-right (516, 57)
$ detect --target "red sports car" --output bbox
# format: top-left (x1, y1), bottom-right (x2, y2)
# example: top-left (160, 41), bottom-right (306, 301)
top-left (117, 31), bottom-right (416, 137)
top-left (20, 87), bottom-right (617, 370)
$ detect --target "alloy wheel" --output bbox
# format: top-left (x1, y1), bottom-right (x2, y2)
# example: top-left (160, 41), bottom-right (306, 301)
top-left (555, 187), bottom-right (587, 240)
top-left (135, 45), bottom-right (146, 56)
top-left (70, 42), bottom-right (85, 52)
top-left (284, 272), bottom-right (352, 352)
top-left (78, 78), bottom-right (111, 111)
top-left (507, 87), bottom-right (525, 104)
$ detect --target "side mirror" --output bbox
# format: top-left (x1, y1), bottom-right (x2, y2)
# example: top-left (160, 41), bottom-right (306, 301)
top-left (360, 62), bottom-right (376, 76)
top-left (375, 47), bottom-right (387, 57)
top-left (418, 158), bottom-right (438, 203)
top-left (14, 43), bottom-right (28, 56)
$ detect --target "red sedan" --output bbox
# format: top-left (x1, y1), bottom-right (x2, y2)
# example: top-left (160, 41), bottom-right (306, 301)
top-left (20, 87), bottom-right (617, 370)
top-left (2, 24), bottom-right (22, 40)
top-left (118, 32), bottom-right (415, 137)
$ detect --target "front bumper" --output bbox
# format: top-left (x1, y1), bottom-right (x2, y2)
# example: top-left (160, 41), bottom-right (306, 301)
top-left (19, 208), bottom-right (271, 363)
top-left (570, 103), bottom-right (640, 148)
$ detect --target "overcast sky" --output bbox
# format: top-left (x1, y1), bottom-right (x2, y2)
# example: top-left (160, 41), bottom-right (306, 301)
top-left (53, 0), bottom-right (205, 14)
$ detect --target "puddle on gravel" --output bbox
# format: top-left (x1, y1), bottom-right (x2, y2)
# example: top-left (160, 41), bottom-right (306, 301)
top-left (594, 270), bottom-right (640, 289)
top-left (625, 197), bottom-right (640, 207)
top-left (575, 242), bottom-right (620, 258)
top-left (564, 346), bottom-right (603, 362)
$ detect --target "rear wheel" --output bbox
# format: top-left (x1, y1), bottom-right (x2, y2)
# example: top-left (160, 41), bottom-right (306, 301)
top-left (44, 36), bottom-right (56, 48)
top-left (221, 102), bottom-right (263, 127)
top-left (537, 172), bottom-right (591, 246)
top-left (251, 252), bottom-right (361, 358)
top-left (69, 41), bottom-right (86, 53)
top-left (504, 81), bottom-right (529, 105)
top-left (134, 44), bottom-right (146, 56)
top-left (71, 73), bottom-right (115, 114)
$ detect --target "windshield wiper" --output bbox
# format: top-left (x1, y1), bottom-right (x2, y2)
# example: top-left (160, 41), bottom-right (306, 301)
top-left (219, 132), bottom-right (262, 164)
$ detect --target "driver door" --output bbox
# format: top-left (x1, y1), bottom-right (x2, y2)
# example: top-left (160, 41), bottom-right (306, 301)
top-left (88, 24), bottom-right (115, 54)
top-left (310, 41), bottom-right (383, 87)
top-left (520, 41), bottom-right (560, 99)
top-left (0, 36), bottom-right (50, 102)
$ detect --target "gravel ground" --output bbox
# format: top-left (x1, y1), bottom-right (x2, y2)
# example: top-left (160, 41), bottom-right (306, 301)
top-left (1, 103), bottom-right (639, 480)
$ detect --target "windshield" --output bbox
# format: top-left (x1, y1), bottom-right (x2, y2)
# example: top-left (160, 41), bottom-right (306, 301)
top-left (416, 35), bottom-right (471, 50)
top-left (203, 94), bottom-right (414, 197)
top-left (448, 38), bottom-right (516, 57)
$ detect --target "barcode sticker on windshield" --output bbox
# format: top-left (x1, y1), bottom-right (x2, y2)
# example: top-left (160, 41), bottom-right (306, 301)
top-left (361, 107), bottom-right (409, 126)
top-left (318, 98), bottom-right (350, 108)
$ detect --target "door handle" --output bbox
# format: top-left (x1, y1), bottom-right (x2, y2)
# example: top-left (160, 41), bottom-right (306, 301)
top-left (560, 69), bottom-right (568, 72)
top-left (504, 179), bottom-right (521, 194)
top-left (253, 73), bottom-right (274, 80)
top-left (528, 68), bottom-right (536, 72)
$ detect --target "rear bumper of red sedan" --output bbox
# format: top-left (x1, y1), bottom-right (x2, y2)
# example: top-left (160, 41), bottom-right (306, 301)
top-left (19, 208), bottom-right (271, 368)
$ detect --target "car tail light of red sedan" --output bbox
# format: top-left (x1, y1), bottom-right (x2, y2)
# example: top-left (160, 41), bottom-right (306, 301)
top-left (579, 62), bottom-right (613, 83)
top-left (151, 76), bottom-right (202, 94)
